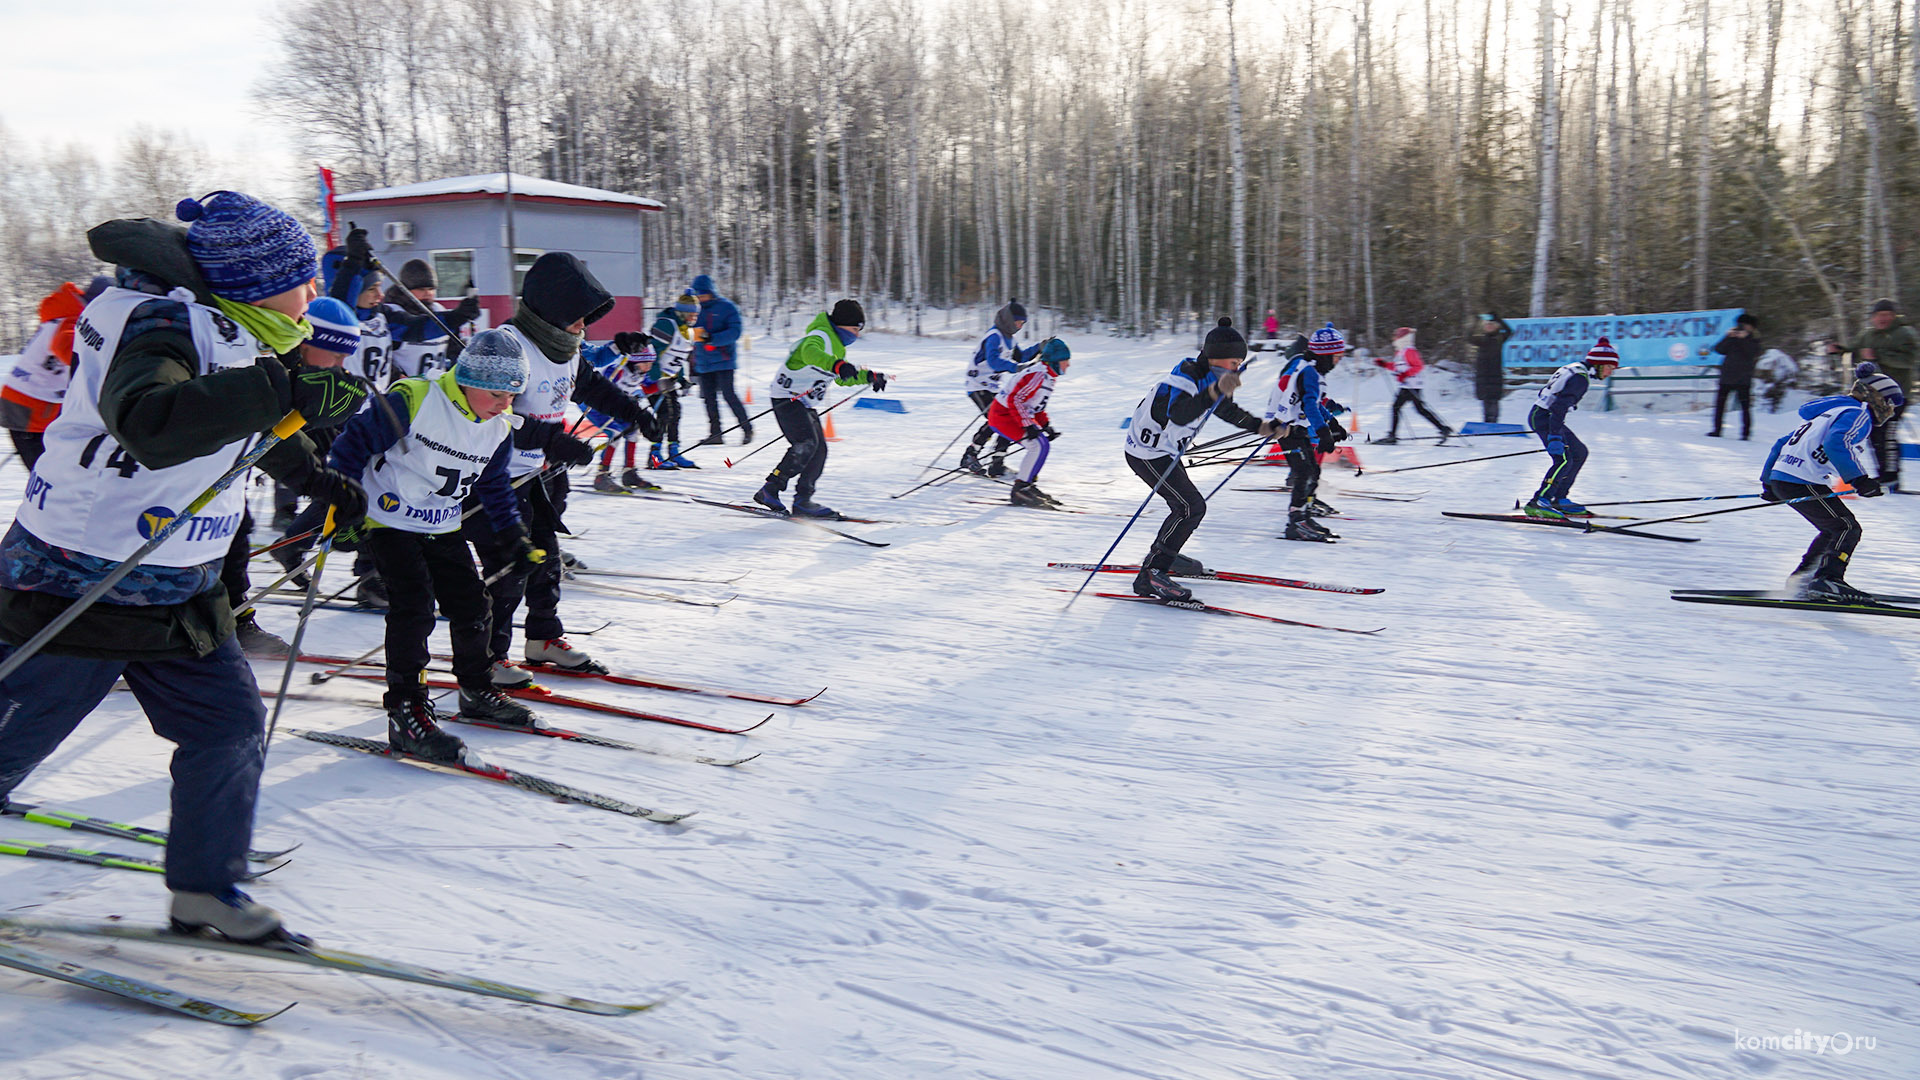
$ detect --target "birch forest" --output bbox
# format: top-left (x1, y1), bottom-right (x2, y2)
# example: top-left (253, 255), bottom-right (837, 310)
top-left (0, 0), bottom-right (1912, 357)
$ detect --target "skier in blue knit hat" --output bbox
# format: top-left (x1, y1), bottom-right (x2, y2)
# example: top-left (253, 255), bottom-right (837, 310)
top-left (329, 327), bottom-right (543, 764)
top-left (0, 190), bottom-right (368, 945)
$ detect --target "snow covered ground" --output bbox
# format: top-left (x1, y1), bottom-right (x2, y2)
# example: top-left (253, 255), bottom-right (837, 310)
top-left (1, 332), bottom-right (1915, 1080)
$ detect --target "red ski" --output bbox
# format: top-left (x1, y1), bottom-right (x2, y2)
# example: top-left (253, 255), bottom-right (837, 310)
top-left (293, 652), bottom-right (820, 707)
top-left (326, 671), bottom-right (771, 735)
top-left (1054, 590), bottom-right (1384, 634)
top-left (1046, 563), bottom-right (1382, 595)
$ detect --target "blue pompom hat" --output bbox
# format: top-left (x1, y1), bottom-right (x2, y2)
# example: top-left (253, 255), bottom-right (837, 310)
top-left (176, 191), bottom-right (318, 303)
top-left (305, 297), bottom-right (361, 355)
top-left (1307, 322), bottom-right (1347, 355)
top-left (455, 329), bottom-right (529, 394)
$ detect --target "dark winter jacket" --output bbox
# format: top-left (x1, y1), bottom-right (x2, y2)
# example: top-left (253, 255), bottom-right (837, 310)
top-left (1469, 319), bottom-right (1512, 401)
top-left (1711, 331), bottom-right (1762, 386)
top-left (0, 217), bottom-right (320, 660)
top-left (1843, 319), bottom-right (1920, 393)
top-left (1152, 357), bottom-right (1265, 433)
top-left (692, 293), bottom-right (743, 374)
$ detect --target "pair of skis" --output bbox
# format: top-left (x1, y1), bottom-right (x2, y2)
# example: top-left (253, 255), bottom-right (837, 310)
top-left (1441, 511), bottom-right (1701, 543)
top-left (1048, 564), bottom-right (1385, 634)
top-left (1670, 588), bottom-right (1920, 618)
top-left (0, 917), bottom-right (669, 1025)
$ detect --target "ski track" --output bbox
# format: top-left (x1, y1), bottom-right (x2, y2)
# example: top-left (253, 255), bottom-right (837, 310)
top-left (0, 337), bottom-right (1915, 1079)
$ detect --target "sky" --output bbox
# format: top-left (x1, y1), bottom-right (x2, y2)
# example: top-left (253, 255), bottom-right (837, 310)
top-left (0, 1), bottom-right (290, 185)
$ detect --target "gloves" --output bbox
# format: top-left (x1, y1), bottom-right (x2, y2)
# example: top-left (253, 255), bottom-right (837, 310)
top-left (302, 466), bottom-right (368, 528)
top-left (545, 432), bottom-right (595, 468)
top-left (1024, 424), bottom-right (1045, 441)
top-left (501, 525), bottom-right (545, 573)
top-left (1326, 418), bottom-right (1349, 443)
top-left (1760, 486), bottom-right (1783, 503)
top-left (614, 331), bottom-right (647, 354)
top-left (623, 404), bottom-right (660, 443)
top-left (1546, 436), bottom-right (1566, 457)
top-left (449, 295), bottom-right (482, 323)
top-left (285, 362), bottom-right (368, 429)
top-left (1043, 424), bottom-right (1061, 441)
top-left (343, 226), bottom-right (373, 267)
top-left (1851, 475), bottom-right (1885, 497)
top-left (1316, 430), bottom-right (1337, 456)
top-left (868, 370), bottom-right (889, 392)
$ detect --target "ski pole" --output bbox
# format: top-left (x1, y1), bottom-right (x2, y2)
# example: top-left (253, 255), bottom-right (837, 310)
top-left (918, 407), bottom-right (996, 477)
top-left (306, 553), bottom-right (540, 687)
top-left (1358, 447), bottom-right (1545, 476)
top-left (1598, 492), bottom-right (1837, 530)
top-left (1203, 438), bottom-right (1275, 499)
top-left (233, 546), bottom-right (331, 618)
top-left (265, 509), bottom-right (337, 747)
top-left (1070, 413), bottom-right (1227, 606)
top-left (1581, 493), bottom-right (1764, 508)
top-left (1366, 430), bottom-right (1519, 443)
top-left (0, 412), bottom-right (308, 684)
top-left (723, 387), bottom-right (868, 468)
top-left (249, 528), bottom-right (319, 560)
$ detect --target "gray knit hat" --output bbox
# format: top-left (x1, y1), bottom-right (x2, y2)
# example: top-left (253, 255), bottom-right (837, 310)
top-left (454, 329), bottom-right (527, 394)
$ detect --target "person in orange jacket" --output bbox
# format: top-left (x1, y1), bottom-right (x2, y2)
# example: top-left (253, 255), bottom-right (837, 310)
top-left (1, 276), bottom-right (111, 467)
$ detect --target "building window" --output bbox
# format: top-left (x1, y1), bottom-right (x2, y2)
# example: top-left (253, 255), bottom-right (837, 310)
top-left (431, 249), bottom-right (475, 295)
top-left (513, 249), bottom-right (544, 294)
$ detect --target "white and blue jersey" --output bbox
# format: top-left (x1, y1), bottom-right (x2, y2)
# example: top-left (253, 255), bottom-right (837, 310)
top-left (1762, 396), bottom-right (1877, 487)
top-left (965, 327), bottom-right (1040, 392)
top-left (1264, 356), bottom-right (1329, 431)
top-left (1530, 362), bottom-right (1593, 435)
top-left (1126, 358), bottom-right (1262, 460)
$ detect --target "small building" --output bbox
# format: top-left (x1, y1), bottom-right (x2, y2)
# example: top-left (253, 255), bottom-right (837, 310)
top-left (334, 172), bottom-right (665, 335)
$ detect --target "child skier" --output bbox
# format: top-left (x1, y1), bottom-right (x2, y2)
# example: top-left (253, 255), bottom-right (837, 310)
top-left (1124, 318), bottom-right (1275, 600)
top-left (1759, 367), bottom-right (1902, 600)
top-left (329, 329), bottom-right (543, 763)
top-left (584, 332), bottom-right (659, 492)
top-left (1267, 323), bottom-right (1350, 541)
top-left (753, 299), bottom-right (889, 518)
top-left (988, 338), bottom-right (1071, 507)
top-left (644, 292), bottom-right (701, 470)
top-left (383, 259), bottom-right (481, 379)
top-left (1371, 327), bottom-right (1451, 444)
top-left (961, 298), bottom-right (1041, 476)
top-left (1, 276), bottom-right (110, 468)
top-left (1525, 337), bottom-right (1619, 518)
top-left (323, 226), bottom-right (392, 389)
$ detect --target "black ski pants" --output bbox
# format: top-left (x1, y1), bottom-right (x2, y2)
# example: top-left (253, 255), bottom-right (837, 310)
top-left (1126, 453), bottom-right (1207, 570)
top-left (764, 398), bottom-right (827, 501)
top-left (1768, 480), bottom-right (1862, 581)
top-left (1389, 388), bottom-right (1447, 437)
top-left (1279, 428), bottom-right (1320, 509)
top-left (1873, 404), bottom-right (1905, 489)
top-left (698, 369), bottom-right (749, 436)
top-left (363, 527), bottom-right (492, 702)
top-left (654, 380), bottom-right (683, 446)
top-left (0, 635), bottom-right (265, 893)
top-left (968, 389), bottom-right (1010, 454)
top-left (1481, 399), bottom-right (1500, 424)
top-left (464, 482), bottom-right (563, 659)
top-left (1711, 380), bottom-right (1753, 438)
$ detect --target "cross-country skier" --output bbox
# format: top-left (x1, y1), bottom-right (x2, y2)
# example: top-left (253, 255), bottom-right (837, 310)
top-left (584, 332), bottom-right (659, 492)
top-left (1524, 337), bottom-right (1618, 518)
top-left (1371, 327), bottom-right (1451, 444)
top-left (1759, 368), bottom-right (1903, 600)
top-left (1, 276), bottom-right (110, 468)
top-left (322, 225), bottom-right (392, 389)
top-left (0, 191), bottom-right (368, 942)
top-left (961, 298), bottom-right (1040, 476)
top-left (989, 337), bottom-right (1071, 507)
top-left (465, 252), bottom-right (657, 684)
top-left (753, 299), bottom-right (889, 518)
top-left (1267, 323), bottom-right (1350, 541)
top-left (383, 259), bottom-right (481, 379)
top-left (643, 292), bottom-right (701, 470)
top-left (1124, 318), bottom-right (1276, 600)
top-left (330, 329), bottom-right (542, 762)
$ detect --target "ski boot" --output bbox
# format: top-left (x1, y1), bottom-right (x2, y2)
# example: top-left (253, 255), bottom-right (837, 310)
top-left (1284, 510), bottom-right (1336, 542)
top-left (697, 432), bottom-right (725, 447)
top-left (1166, 552), bottom-right (1209, 576)
top-left (1009, 480), bottom-right (1049, 508)
top-left (1551, 497), bottom-right (1591, 516)
top-left (1436, 426), bottom-right (1455, 445)
top-left (986, 456), bottom-right (1008, 478)
top-left (1306, 496), bottom-right (1339, 517)
top-left (559, 549), bottom-right (587, 571)
top-left (457, 684), bottom-right (537, 728)
top-left (1802, 577), bottom-right (1875, 603)
top-left (959, 445), bottom-right (987, 475)
top-left (490, 660), bottom-right (536, 689)
top-left (647, 444), bottom-right (675, 470)
top-left (355, 573), bottom-right (390, 610)
top-left (593, 469), bottom-right (625, 493)
top-left (169, 886), bottom-right (306, 946)
top-left (234, 613), bottom-right (292, 659)
top-left (753, 483), bottom-right (789, 515)
top-left (666, 443), bottom-right (699, 468)
top-left (386, 692), bottom-right (470, 764)
top-left (1372, 434), bottom-right (1399, 445)
top-left (791, 498), bottom-right (840, 519)
top-left (1132, 566), bottom-right (1195, 602)
top-left (621, 467), bottom-right (661, 492)
top-left (270, 543), bottom-right (310, 590)
top-left (1522, 496), bottom-right (1566, 520)
top-left (525, 637), bottom-right (609, 675)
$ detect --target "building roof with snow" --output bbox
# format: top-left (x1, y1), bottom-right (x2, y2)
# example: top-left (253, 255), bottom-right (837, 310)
top-left (337, 172), bottom-right (664, 212)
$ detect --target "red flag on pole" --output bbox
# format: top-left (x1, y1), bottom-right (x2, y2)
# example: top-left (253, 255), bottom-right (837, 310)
top-left (316, 164), bottom-right (339, 250)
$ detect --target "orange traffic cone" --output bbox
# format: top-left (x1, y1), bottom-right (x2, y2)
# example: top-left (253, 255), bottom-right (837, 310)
top-left (822, 410), bottom-right (841, 442)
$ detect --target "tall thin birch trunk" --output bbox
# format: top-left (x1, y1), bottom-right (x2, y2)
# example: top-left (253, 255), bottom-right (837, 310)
top-left (1527, 0), bottom-right (1559, 317)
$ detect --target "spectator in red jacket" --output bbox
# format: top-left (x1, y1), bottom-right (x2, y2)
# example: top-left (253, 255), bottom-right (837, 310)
top-left (1372, 327), bottom-right (1452, 444)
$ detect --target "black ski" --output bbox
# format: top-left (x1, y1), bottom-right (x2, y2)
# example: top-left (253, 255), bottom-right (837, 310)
top-left (1669, 592), bottom-right (1920, 618)
top-left (1440, 511), bottom-right (1700, 543)
top-left (1672, 587), bottom-right (1920, 604)
top-left (1046, 562), bottom-right (1383, 594)
top-left (1053, 589), bottom-right (1384, 634)
top-left (289, 730), bottom-right (695, 823)
top-left (685, 497), bottom-right (889, 546)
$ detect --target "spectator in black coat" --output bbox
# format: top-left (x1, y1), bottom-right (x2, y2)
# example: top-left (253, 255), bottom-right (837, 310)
top-left (1708, 313), bottom-right (1761, 440)
top-left (1469, 313), bottom-right (1513, 423)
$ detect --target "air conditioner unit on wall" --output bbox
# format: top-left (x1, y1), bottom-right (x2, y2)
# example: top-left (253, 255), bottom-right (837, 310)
top-left (383, 221), bottom-right (415, 244)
